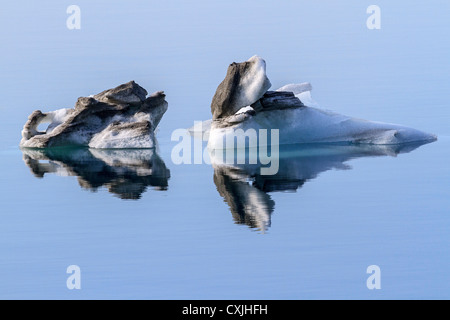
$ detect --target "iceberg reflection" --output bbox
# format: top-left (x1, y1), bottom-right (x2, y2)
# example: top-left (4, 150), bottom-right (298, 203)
top-left (211, 142), bottom-right (432, 232)
top-left (21, 148), bottom-right (170, 200)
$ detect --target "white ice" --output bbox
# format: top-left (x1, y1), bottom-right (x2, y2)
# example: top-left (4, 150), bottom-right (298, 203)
top-left (88, 126), bottom-right (156, 149)
top-left (207, 84), bottom-right (437, 148)
top-left (276, 83), bottom-right (319, 108)
top-left (276, 82), bottom-right (312, 95)
top-left (234, 55), bottom-right (272, 108)
top-left (235, 106), bottom-right (255, 115)
top-left (21, 108), bottom-right (160, 149)
top-left (44, 108), bottom-right (73, 134)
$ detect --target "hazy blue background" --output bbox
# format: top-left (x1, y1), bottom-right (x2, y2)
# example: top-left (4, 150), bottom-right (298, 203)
top-left (0, 1), bottom-right (449, 299)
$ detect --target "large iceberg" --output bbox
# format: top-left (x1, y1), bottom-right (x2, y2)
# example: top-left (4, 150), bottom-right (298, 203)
top-left (207, 56), bottom-right (437, 149)
top-left (20, 81), bottom-right (168, 149)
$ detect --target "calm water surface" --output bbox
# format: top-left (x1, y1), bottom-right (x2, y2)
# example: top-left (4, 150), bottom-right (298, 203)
top-left (0, 1), bottom-right (449, 299)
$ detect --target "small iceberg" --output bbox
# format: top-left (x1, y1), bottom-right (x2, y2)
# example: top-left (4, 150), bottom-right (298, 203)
top-left (20, 81), bottom-right (168, 149)
top-left (207, 56), bottom-right (437, 148)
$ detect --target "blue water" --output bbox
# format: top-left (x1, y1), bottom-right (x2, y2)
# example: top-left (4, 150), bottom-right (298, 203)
top-left (0, 1), bottom-right (449, 299)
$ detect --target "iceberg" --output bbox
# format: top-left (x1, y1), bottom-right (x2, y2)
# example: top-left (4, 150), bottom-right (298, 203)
top-left (207, 56), bottom-right (437, 149)
top-left (20, 81), bottom-right (168, 149)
